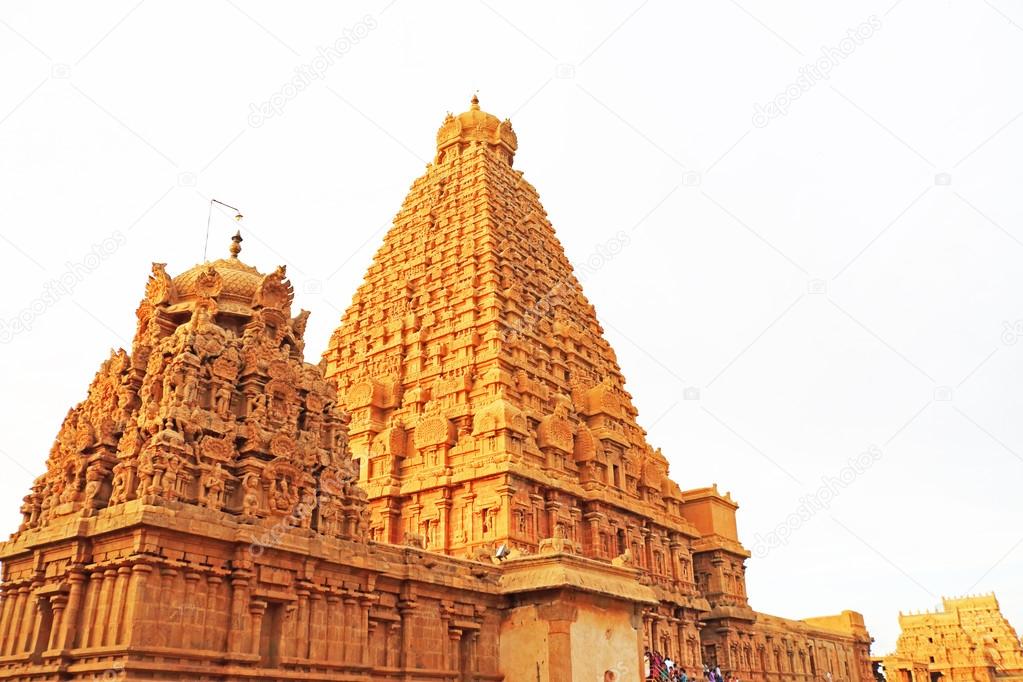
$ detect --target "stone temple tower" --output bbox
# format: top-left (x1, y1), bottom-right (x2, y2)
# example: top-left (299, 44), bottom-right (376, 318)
top-left (322, 93), bottom-right (719, 655)
top-left (322, 96), bottom-right (873, 678)
top-left (0, 98), bottom-right (875, 682)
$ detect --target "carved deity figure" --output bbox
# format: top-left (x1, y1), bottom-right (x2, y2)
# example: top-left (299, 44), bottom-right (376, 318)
top-left (317, 494), bottom-right (339, 536)
top-left (137, 451), bottom-right (156, 496)
top-left (162, 455), bottom-right (182, 500)
top-left (214, 382), bottom-right (233, 418)
top-left (271, 476), bottom-right (297, 514)
top-left (241, 474), bottom-right (261, 517)
top-left (109, 463), bottom-right (131, 504)
top-left (83, 466), bottom-right (106, 508)
top-left (199, 462), bottom-right (227, 511)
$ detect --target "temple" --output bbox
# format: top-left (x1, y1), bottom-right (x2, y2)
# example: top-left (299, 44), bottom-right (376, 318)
top-left (880, 594), bottom-right (1023, 682)
top-left (0, 97), bottom-right (874, 681)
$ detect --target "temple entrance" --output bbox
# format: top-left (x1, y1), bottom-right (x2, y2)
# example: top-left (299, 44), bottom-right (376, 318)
top-left (930, 672), bottom-right (943, 682)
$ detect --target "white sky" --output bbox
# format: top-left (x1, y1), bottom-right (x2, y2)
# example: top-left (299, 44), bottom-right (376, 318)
top-left (1, 0), bottom-right (1021, 655)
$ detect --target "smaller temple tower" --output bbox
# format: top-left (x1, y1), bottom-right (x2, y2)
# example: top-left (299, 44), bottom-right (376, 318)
top-left (882, 594), bottom-right (1023, 682)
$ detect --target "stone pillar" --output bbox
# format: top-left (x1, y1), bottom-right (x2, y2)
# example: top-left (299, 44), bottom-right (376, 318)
top-left (23, 584), bottom-right (44, 657)
top-left (547, 613), bottom-right (574, 681)
top-left (106, 566), bottom-right (132, 645)
top-left (398, 600), bottom-right (416, 669)
top-left (47, 594), bottom-right (68, 652)
top-left (666, 616), bottom-right (680, 661)
top-left (545, 500), bottom-right (562, 538)
top-left (325, 594), bottom-right (341, 663)
top-left (358, 593), bottom-right (374, 665)
top-left (77, 576), bottom-right (99, 650)
top-left (436, 497), bottom-right (452, 553)
top-left (669, 537), bottom-right (683, 589)
top-left (0, 586), bottom-right (17, 654)
top-left (383, 499), bottom-right (402, 545)
top-left (439, 604), bottom-right (452, 669)
top-left (3, 586), bottom-right (26, 655)
top-left (463, 493), bottom-right (477, 544)
top-left (92, 569), bottom-right (117, 647)
top-left (495, 484), bottom-right (515, 540)
top-left (120, 563), bottom-right (152, 647)
top-left (584, 512), bottom-right (603, 558)
top-left (248, 599), bottom-right (267, 657)
top-left (448, 628), bottom-right (463, 673)
top-left (157, 567), bottom-right (179, 648)
top-left (342, 594), bottom-right (358, 663)
top-left (308, 591), bottom-right (323, 660)
top-left (183, 571), bottom-right (202, 649)
top-left (55, 570), bottom-right (85, 651)
top-left (11, 586), bottom-right (31, 656)
top-left (226, 571), bottom-right (252, 655)
top-left (641, 527), bottom-right (653, 575)
top-left (203, 575), bottom-right (223, 650)
top-left (294, 587), bottom-right (310, 659)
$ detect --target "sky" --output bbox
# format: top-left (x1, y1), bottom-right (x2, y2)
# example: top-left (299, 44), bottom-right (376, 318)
top-left (1, 0), bottom-right (1022, 655)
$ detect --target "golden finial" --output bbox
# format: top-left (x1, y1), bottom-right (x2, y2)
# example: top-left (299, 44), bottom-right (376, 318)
top-left (230, 230), bottom-right (243, 259)
top-left (470, 92), bottom-right (480, 111)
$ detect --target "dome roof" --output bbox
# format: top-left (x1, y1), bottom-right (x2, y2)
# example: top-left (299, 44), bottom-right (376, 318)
top-left (160, 232), bottom-right (291, 317)
top-left (436, 95), bottom-right (517, 159)
top-left (173, 257), bottom-right (263, 311)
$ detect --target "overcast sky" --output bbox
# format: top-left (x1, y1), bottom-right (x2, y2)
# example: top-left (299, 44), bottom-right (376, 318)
top-left (2, 0), bottom-right (1022, 654)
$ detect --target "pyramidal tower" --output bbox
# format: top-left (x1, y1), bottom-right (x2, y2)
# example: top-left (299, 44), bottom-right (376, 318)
top-left (322, 97), bottom-right (873, 677)
top-left (324, 94), bottom-right (700, 566)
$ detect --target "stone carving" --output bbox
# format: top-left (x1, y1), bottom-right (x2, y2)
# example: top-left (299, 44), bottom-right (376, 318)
top-left (538, 523), bottom-right (577, 555)
top-left (145, 262), bottom-right (175, 305)
top-left (198, 462), bottom-right (228, 511)
top-left (611, 548), bottom-right (633, 567)
top-left (13, 236), bottom-right (365, 537)
top-left (241, 473), bottom-right (261, 518)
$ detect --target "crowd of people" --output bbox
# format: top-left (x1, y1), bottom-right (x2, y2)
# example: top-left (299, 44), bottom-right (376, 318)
top-left (642, 649), bottom-right (742, 682)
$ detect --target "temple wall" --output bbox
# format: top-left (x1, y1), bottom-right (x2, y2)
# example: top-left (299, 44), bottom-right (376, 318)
top-left (498, 592), bottom-right (645, 682)
top-left (0, 501), bottom-right (506, 681)
top-left (697, 613), bottom-right (872, 682)
top-left (571, 596), bottom-right (645, 682)
top-left (499, 603), bottom-right (551, 682)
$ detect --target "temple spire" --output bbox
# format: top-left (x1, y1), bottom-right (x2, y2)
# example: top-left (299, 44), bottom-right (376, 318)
top-left (230, 230), bottom-right (243, 259)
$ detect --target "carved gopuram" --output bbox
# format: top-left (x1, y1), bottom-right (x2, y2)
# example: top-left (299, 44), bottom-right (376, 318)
top-left (881, 594), bottom-right (1023, 682)
top-left (0, 97), bottom-right (874, 682)
top-left (322, 96), bottom-right (874, 681)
